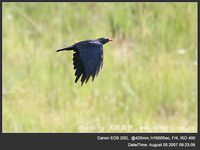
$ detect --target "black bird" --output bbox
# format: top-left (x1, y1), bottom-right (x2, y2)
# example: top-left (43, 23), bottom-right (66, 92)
top-left (56, 37), bottom-right (114, 86)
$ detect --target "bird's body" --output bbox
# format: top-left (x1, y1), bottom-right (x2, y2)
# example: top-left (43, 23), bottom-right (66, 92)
top-left (56, 38), bottom-right (113, 86)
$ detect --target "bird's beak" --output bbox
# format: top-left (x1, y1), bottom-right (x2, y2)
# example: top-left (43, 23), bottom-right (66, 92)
top-left (109, 39), bottom-right (114, 41)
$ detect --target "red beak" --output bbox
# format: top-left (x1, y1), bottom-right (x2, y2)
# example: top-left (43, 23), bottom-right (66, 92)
top-left (109, 39), bottom-right (114, 41)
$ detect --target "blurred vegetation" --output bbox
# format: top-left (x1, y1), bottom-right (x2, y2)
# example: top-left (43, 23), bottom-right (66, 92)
top-left (3, 3), bottom-right (197, 132)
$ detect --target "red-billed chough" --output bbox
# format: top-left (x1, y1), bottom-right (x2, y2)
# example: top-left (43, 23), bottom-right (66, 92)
top-left (56, 37), bottom-right (114, 86)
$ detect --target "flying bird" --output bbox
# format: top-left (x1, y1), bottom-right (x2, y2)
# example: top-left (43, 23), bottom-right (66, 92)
top-left (56, 37), bottom-right (114, 86)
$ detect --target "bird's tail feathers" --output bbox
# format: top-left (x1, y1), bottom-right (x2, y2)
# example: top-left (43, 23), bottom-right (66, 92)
top-left (56, 45), bottom-right (75, 52)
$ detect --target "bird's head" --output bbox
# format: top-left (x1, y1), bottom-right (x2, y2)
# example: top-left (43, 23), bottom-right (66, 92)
top-left (98, 37), bottom-right (114, 45)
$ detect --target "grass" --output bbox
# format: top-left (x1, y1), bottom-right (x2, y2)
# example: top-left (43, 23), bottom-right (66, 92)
top-left (3, 2), bottom-right (197, 132)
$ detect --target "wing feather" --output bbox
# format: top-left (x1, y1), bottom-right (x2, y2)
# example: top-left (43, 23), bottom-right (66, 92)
top-left (72, 41), bottom-right (103, 85)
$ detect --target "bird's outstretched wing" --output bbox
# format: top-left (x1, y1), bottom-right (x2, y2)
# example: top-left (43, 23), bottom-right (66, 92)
top-left (73, 41), bottom-right (103, 86)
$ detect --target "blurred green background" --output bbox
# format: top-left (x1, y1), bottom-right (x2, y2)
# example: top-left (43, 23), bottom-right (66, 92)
top-left (3, 3), bottom-right (197, 132)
